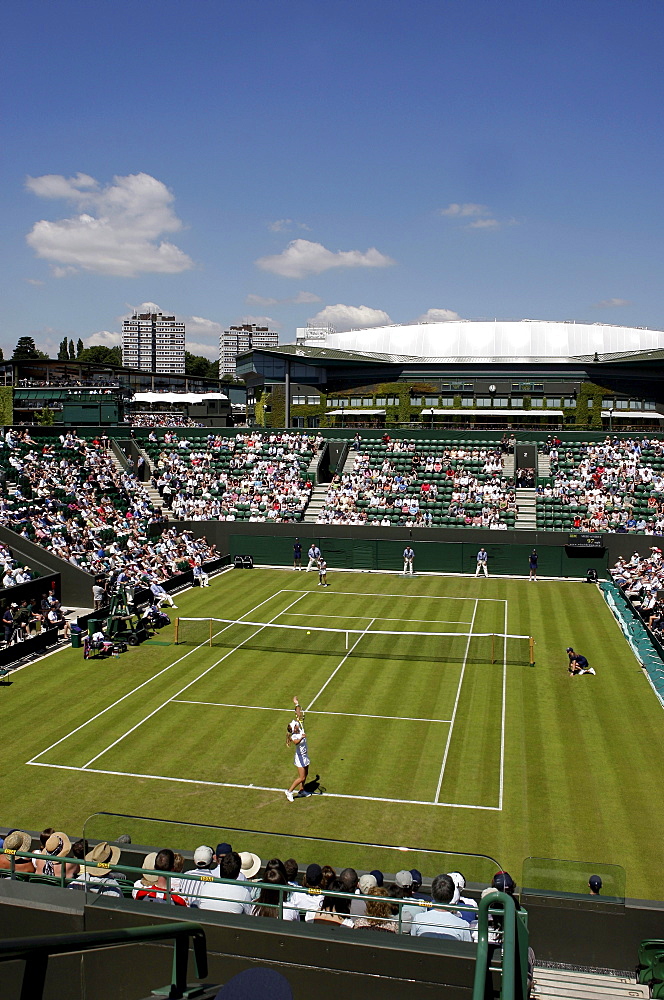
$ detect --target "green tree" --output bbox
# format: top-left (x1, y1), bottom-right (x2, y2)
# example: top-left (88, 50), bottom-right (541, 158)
top-left (76, 338), bottom-right (84, 358)
top-left (57, 337), bottom-right (69, 360)
top-left (77, 345), bottom-right (122, 366)
top-left (12, 336), bottom-right (48, 360)
top-left (185, 351), bottom-right (218, 378)
top-left (35, 405), bottom-right (55, 426)
top-left (68, 339), bottom-right (75, 360)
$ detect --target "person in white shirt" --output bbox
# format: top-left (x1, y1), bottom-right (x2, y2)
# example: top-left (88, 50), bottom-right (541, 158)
top-left (411, 874), bottom-right (472, 940)
top-left (318, 558), bottom-right (329, 587)
top-left (403, 545), bottom-right (415, 575)
top-left (195, 852), bottom-right (252, 914)
top-left (285, 697), bottom-right (310, 802)
top-left (306, 544), bottom-right (322, 571)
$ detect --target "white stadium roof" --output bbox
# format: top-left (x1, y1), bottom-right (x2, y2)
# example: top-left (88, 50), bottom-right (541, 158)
top-left (299, 320), bottom-right (664, 360)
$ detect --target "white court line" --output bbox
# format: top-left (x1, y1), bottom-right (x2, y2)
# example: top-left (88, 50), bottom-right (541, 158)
top-left (283, 589), bottom-right (506, 603)
top-left (498, 600), bottom-right (507, 811)
top-left (433, 598), bottom-right (479, 804)
top-left (173, 699), bottom-right (453, 725)
top-left (305, 619), bottom-right (377, 712)
top-left (281, 612), bottom-right (473, 626)
top-left (27, 761), bottom-right (499, 810)
top-left (26, 589), bottom-right (288, 765)
top-left (81, 592), bottom-right (309, 769)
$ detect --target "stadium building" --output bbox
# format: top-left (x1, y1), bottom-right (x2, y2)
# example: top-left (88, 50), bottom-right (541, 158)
top-left (239, 318), bottom-right (664, 429)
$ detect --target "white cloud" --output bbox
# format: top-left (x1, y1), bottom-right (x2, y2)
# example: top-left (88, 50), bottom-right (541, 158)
top-left (440, 203), bottom-right (489, 218)
top-left (416, 308), bottom-right (462, 323)
top-left (268, 219), bottom-right (311, 233)
top-left (594, 297), bottom-right (631, 308)
top-left (25, 278), bottom-right (44, 286)
top-left (309, 303), bottom-right (391, 331)
top-left (468, 218), bottom-right (500, 229)
top-left (84, 330), bottom-right (122, 347)
top-left (187, 315), bottom-right (224, 338)
top-left (26, 172), bottom-right (194, 278)
top-left (256, 239), bottom-right (395, 279)
top-left (239, 314), bottom-right (281, 328)
top-left (245, 290), bottom-right (321, 306)
top-left (246, 293), bottom-right (279, 306)
top-left (185, 340), bottom-right (219, 360)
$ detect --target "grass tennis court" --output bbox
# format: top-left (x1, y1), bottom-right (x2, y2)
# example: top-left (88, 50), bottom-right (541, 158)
top-left (3, 566), bottom-right (664, 898)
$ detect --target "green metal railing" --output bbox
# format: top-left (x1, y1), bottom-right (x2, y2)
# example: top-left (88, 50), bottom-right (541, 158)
top-left (472, 891), bottom-right (529, 1000)
top-left (0, 921), bottom-right (207, 1000)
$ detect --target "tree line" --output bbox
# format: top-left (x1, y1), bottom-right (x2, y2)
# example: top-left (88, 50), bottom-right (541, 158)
top-left (6, 337), bottom-right (224, 379)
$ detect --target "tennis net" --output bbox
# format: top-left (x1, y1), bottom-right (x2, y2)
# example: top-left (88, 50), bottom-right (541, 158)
top-left (174, 616), bottom-right (534, 665)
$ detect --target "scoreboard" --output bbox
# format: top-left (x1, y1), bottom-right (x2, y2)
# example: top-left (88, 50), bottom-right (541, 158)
top-left (566, 532), bottom-right (604, 549)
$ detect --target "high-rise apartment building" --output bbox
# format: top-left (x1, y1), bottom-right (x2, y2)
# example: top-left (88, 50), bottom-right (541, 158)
top-left (221, 323), bottom-right (278, 377)
top-left (122, 311), bottom-right (186, 374)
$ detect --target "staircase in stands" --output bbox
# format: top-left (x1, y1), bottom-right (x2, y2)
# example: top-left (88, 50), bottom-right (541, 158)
top-left (532, 965), bottom-right (648, 998)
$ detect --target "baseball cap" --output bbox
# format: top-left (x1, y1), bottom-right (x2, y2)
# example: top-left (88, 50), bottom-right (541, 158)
top-left (305, 863), bottom-right (322, 886)
top-left (566, 646), bottom-right (574, 652)
top-left (395, 870), bottom-right (413, 888)
top-left (588, 875), bottom-right (603, 891)
top-left (410, 869), bottom-right (423, 887)
top-left (215, 842), bottom-right (232, 857)
top-left (492, 871), bottom-right (516, 893)
top-left (369, 869), bottom-right (384, 886)
top-left (193, 845), bottom-right (214, 867)
top-left (358, 874), bottom-right (378, 894)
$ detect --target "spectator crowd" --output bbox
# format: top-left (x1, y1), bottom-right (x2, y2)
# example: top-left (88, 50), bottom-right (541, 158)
top-left (0, 826), bottom-right (521, 943)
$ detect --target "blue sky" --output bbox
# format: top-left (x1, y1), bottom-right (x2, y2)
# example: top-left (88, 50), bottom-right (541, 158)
top-left (3, 0), bottom-right (664, 359)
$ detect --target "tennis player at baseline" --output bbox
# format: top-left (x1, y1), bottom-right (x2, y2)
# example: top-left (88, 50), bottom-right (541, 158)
top-left (285, 697), bottom-right (310, 801)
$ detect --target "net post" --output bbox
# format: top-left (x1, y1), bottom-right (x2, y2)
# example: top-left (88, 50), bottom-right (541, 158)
top-left (174, 618), bottom-right (179, 645)
top-left (529, 636), bottom-right (535, 666)
top-left (346, 631), bottom-right (349, 651)
top-left (492, 633), bottom-right (495, 664)
top-left (209, 618), bottom-right (213, 647)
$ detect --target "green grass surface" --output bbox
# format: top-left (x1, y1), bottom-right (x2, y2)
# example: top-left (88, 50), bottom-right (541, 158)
top-left (2, 567), bottom-right (664, 898)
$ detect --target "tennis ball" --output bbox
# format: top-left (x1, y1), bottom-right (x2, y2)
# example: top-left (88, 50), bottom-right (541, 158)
top-left (307, 631), bottom-right (311, 635)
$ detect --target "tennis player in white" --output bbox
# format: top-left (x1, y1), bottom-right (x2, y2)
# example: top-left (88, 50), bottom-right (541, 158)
top-left (285, 697), bottom-right (310, 802)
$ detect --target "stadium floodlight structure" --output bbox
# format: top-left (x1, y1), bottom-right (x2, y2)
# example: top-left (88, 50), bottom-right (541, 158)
top-left (174, 616), bottom-right (535, 666)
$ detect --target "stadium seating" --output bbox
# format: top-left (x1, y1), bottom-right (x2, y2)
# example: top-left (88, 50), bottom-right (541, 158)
top-left (536, 436), bottom-right (664, 533)
top-left (144, 430), bottom-right (321, 522)
top-left (316, 438), bottom-right (516, 528)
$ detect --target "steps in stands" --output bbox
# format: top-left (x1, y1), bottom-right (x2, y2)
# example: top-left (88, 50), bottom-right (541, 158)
top-left (307, 451), bottom-right (320, 483)
top-left (538, 452), bottom-right (551, 478)
top-left (503, 452), bottom-right (515, 478)
top-left (531, 966), bottom-right (647, 998)
top-left (515, 487), bottom-right (537, 529)
top-left (342, 448), bottom-right (359, 474)
top-left (303, 483), bottom-right (332, 523)
top-left (108, 449), bottom-right (162, 511)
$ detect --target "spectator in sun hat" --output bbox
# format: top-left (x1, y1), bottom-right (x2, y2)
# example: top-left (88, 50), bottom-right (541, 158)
top-left (588, 874), bottom-right (602, 895)
top-left (133, 850), bottom-right (189, 906)
top-left (0, 830), bottom-right (35, 874)
top-left (68, 842), bottom-right (124, 897)
top-left (33, 831), bottom-right (71, 878)
top-left (239, 851), bottom-right (261, 881)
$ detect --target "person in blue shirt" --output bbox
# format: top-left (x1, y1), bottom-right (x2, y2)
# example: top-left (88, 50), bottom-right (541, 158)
top-left (293, 538), bottom-right (302, 571)
top-left (566, 647), bottom-right (596, 676)
top-left (529, 549), bottom-right (538, 581)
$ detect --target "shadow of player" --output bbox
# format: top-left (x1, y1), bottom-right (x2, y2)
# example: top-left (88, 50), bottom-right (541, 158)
top-left (301, 773), bottom-right (326, 795)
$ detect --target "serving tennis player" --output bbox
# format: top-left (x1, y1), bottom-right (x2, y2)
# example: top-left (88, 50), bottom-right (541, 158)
top-left (285, 696), bottom-right (310, 802)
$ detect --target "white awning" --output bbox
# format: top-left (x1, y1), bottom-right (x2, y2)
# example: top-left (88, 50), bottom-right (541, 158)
top-left (420, 408), bottom-right (565, 416)
top-left (133, 391), bottom-right (228, 404)
top-left (601, 410), bottom-right (664, 420)
top-left (327, 409), bottom-right (386, 415)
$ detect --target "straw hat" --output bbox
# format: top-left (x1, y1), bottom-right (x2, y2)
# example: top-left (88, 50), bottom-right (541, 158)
top-left (139, 851), bottom-right (159, 887)
top-left (44, 832), bottom-right (71, 857)
top-left (3, 831), bottom-right (32, 852)
top-left (82, 841), bottom-right (121, 877)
